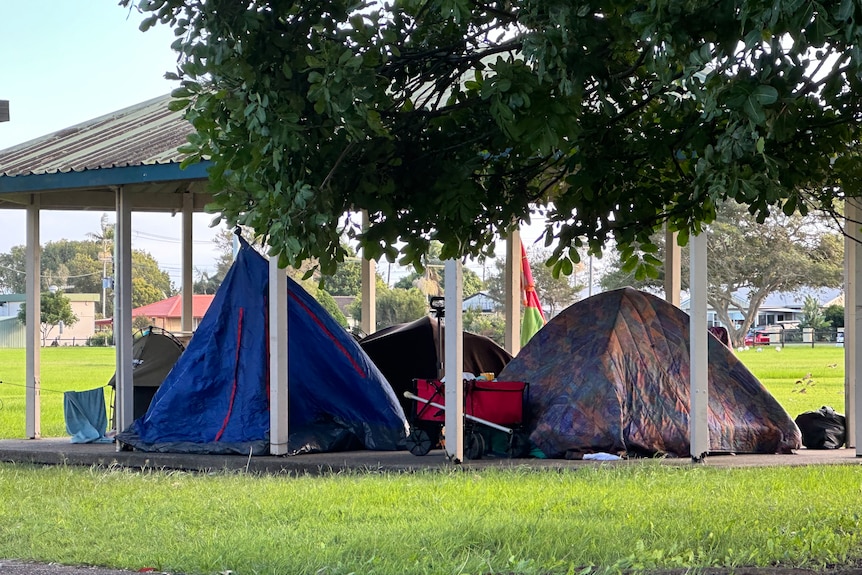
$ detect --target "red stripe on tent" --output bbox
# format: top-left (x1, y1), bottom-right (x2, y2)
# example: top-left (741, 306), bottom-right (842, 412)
top-left (289, 291), bottom-right (366, 377)
top-left (215, 307), bottom-right (244, 442)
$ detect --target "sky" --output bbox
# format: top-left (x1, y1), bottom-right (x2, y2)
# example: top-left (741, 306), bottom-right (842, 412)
top-left (0, 2), bottom-right (226, 288)
top-left (0, 2), bottom-right (561, 291)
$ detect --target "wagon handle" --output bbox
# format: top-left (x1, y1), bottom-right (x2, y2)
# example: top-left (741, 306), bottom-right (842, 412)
top-left (403, 391), bottom-right (514, 435)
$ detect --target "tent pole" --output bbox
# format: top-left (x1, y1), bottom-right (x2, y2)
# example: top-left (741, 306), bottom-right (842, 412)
top-left (444, 259), bottom-right (464, 462)
top-left (689, 231), bottom-right (709, 462)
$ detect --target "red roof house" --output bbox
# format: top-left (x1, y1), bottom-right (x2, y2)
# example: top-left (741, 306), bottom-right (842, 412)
top-left (97, 294), bottom-right (215, 334)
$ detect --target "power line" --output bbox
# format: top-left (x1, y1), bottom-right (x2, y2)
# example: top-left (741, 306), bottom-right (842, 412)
top-left (132, 230), bottom-right (214, 245)
top-left (0, 264), bottom-right (102, 279)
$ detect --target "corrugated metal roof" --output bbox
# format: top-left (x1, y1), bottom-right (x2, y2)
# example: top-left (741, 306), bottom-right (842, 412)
top-left (0, 94), bottom-right (193, 177)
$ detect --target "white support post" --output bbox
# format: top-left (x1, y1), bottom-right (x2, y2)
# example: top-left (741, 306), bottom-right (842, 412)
top-left (689, 231), bottom-right (709, 461)
top-left (504, 232), bottom-right (521, 356)
top-left (847, 201), bottom-right (861, 453)
top-left (665, 226), bottom-right (681, 307)
top-left (269, 256), bottom-right (289, 455)
top-left (24, 197), bottom-right (40, 438)
top-left (114, 186), bottom-right (134, 436)
top-left (360, 210), bottom-right (376, 335)
top-left (181, 192), bottom-right (194, 334)
top-left (444, 259), bottom-right (464, 462)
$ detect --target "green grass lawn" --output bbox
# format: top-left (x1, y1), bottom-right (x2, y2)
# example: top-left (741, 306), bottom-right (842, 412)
top-left (0, 345), bottom-right (859, 575)
top-left (734, 344), bottom-right (846, 417)
top-left (0, 347), bottom-right (116, 439)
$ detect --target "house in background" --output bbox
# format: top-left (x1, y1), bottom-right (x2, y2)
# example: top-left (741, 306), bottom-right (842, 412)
top-left (463, 291), bottom-right (502, 313)
top-left (96, 294), bottom-right (215, 335)
top-left (0, 293), bottom-right (99, 347)
top-left (680, 287), bottom-right (844, 330)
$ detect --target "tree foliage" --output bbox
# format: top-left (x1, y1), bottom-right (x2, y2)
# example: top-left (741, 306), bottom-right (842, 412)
top-left (194, 228), bottom-right (237, 294)
top-left (393, 241), bottom-right (483, 296)
top-left (126, 0), bottom-right (862, 277)
top-left (17, 291), bottom-right (79, 346)
top-left (348, 284), bottom-right (429, 332)
top-left (0, 234), bottom-right (172, 316)
top-left (798, 294), bottom-right (831, 330)
top-left (824, 304), bottom-right (845, 328)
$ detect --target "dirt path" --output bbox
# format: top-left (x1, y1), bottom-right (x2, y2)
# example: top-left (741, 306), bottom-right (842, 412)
top-left (0, 561), bottom-right (167, 575)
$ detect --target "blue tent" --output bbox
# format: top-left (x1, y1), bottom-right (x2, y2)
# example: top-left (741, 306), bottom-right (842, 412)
top-left (117, 238), bottom-right (407, 455)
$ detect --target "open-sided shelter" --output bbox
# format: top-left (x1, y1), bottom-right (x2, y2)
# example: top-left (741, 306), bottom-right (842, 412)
top-left (117, 238), bottom-right (407, 455)
top-left (498, 287), bottom-right (801, 458)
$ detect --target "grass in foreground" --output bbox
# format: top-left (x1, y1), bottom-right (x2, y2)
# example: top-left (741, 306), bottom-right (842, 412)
top-left (1, 464), bottom-right (861, 575)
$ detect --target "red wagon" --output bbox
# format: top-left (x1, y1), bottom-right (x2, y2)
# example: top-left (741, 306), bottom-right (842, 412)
top-left (404, 378), bottom-right (530, 459)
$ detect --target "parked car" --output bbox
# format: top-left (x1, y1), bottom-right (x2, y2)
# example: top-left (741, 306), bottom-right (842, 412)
top-left (744, 330), bottom-right (771, 346)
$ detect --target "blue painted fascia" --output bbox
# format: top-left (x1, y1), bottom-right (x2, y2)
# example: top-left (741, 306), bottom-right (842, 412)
top-left (0, 161), bottom-right (212, 193)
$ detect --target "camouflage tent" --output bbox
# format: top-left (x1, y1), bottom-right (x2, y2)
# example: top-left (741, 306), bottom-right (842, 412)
top-left (498, 288), bottom-right (801, 458)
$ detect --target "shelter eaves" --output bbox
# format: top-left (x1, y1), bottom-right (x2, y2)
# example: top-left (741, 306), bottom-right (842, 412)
top-left (0, 94), bottom-right (212, 212)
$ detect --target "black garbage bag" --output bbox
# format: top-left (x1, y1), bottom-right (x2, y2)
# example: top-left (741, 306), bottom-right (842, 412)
top-left (794, 406), bottom-right (846, 449)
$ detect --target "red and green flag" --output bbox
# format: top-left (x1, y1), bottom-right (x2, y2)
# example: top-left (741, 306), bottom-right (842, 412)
top-left (520, 240), bottom-right (546, 346)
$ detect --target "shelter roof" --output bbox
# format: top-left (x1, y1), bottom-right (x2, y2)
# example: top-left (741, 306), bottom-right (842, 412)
top-left (0, 94), bottom-right (211, 211)
top-left (0, 94), bottom-right (193, 177)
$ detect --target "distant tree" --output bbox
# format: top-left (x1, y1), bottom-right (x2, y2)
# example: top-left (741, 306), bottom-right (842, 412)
top-left (132, 315), bottom-right (154, 331)
top-left (486, 249), bottom-right (581, 317)
top-left (395, 266), bottom-right (484, 299)
top-left (315, 244), bottom-right (370, 297)
top-left (798, 295), bottom-right (831, 330)
top-left (131, 277), bottom-right (166, 309)
top-left (462, 309), bottom-right (506, 348)
top-left (131, 250), bottom-right (172, 301)
top-left (349, 285), bottom-right (428, 332)
top-left (375, 287), bottom-right (428, 330)
top-left (525, 248), bottom-right (584, 317)
top-left (823, 305), bottom-right (845, 329)
top-left (391, 241), bottom-right (484, 298)
top-left (601, 202), bottom-right (844, 346)
top-left (0, 245), bottom-right (26, 294)
top-left (17, 291), bottom-right (79, 346)
top-left (194, 228), bottom-right (237, 294)
top-left (0, 235), bottom-right (173, 316)
top-left (314, 288), bottom-right (348, 327)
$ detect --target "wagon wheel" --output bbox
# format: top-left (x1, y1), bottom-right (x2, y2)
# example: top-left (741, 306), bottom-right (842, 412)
top-left (506, 432), bottom-right (531, 458)
top-left (466, 431), bottom-right (485, 460)
top-left (405, 428), bottom-right (433, 456)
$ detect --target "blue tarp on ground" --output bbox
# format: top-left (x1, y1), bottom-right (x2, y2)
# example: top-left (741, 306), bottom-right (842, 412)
top-left (117, 238), bottom-right (407, 455)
